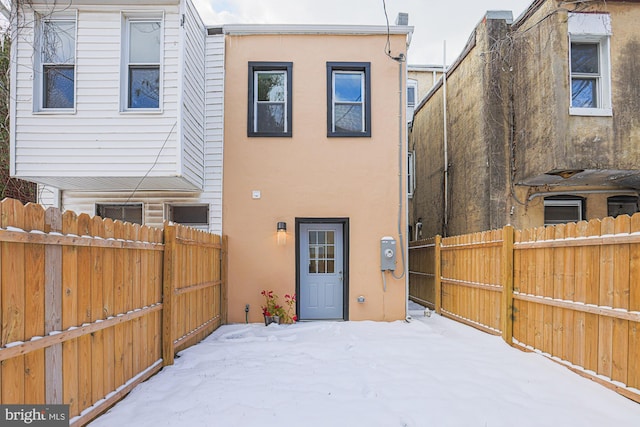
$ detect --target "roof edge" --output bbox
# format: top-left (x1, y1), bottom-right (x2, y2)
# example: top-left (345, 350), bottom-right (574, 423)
top-left (218, 24), bottom-right (413, 36)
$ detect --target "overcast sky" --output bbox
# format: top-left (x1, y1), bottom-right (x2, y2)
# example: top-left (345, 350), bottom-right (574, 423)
top-left (193, 0), bottom-right (535, 65)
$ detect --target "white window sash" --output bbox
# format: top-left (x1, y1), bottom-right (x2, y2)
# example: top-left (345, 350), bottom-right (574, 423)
top-left (37, 13), bottom-right (77, 112)
top-left (121, 12), bottom-right (164, 112)
top-left (332, 70), bottom-right (365, 133)
top-left (253, 70), bottom-right (288, 133)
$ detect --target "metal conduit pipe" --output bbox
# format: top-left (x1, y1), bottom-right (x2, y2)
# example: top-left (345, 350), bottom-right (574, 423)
top-left (527, 189), bottom-right (639, 201)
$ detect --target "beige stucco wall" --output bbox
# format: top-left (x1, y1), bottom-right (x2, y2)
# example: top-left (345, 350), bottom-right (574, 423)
top-left (223, 32), bottom-right (409, 323)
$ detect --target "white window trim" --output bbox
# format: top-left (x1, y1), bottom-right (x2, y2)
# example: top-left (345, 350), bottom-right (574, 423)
top-left (332, 70), bottom-right (365, 133)
top-left (34, 11), bottom-right (78, 114)
top-left (543, 199), bottom-right (583, 225)
top-left (568, 13), bottom-right (612, 117)
top-left (120, 11), bottom-right (164, 113)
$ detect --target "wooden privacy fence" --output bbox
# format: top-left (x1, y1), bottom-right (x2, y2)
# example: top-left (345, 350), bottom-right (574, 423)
top-left (409, 216), bottom-right (640, 403)
top-left (0, 198), bottom-right (227, 426)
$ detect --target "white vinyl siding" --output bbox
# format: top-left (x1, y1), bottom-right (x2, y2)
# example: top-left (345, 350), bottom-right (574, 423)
top-left (37, 185), bottom-right (60, 209)
top-left (204, 33), bottom-right (225, 234)
top-left (12, 5), bottom-right (190, 190)
top-left (180, 0), bottom-right (206, 190)
top-left (61, 191), bottom-right (205, 229)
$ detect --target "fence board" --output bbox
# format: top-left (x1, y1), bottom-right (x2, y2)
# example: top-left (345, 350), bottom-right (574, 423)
top-left (598, 218), bottom-right (614, 380)
top-left (562, 222), bottom-right (576, 363)
top-left (76, 213), bottom-right (92, 411)
top-left (1, 198), bottom-right (26, 404)
top-left (102, 219), bottom-right (115, 398)
top-left (62, 211), bottom-right (79, 417)
top-left (612, 216), bottom-right (630, 384)
top-left (25, 204), bottom-right (46, 404)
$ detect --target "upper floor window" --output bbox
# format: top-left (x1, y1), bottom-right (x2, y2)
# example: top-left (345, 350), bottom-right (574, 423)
top-left (248, 62), bottom-right (292, 137)
top-left (37, 15), bottom-right (76, 110)
top-left (327, 62), bottom-right (371, 137)
top-left (407, 79), bottom-right (418, 123)
top-left (568, 13), bottom-right (611, 116)
top-left (123, 14), bottom-right (162, 110)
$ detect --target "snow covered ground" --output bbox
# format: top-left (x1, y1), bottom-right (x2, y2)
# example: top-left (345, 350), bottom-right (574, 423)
top-left (90, 302), bottom-right (640, 427)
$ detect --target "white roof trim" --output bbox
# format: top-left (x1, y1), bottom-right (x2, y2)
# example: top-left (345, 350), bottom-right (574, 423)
top-left (220, 24), bottom-right (413, 36)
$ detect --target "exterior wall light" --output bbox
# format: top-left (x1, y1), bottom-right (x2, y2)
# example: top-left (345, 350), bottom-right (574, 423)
top-left (277, 221), bottom-right (287, 245)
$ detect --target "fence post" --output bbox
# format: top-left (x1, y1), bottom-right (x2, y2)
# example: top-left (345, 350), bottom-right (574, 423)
top-left (162, 223), bottom-right (176, 366)
top-left (221, 236), bottom-right (228, 325)
top-left (44, 207), bottom-right (63, 404)
top-left (434, 235), bottom-right (442, 314)
top-left (501, 225), bottom-right (514, 345)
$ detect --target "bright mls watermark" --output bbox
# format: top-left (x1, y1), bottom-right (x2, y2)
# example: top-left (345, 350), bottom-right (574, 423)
top-left (0, 405), bottom-right (69, 426)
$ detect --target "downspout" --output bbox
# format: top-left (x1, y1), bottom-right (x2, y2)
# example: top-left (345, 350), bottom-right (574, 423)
top-left (389, 54), bottom-right (410, 322)
top-left (391, 56), bottom-right (406, 276)
top-left (443, 41), bottom-right (449, 237)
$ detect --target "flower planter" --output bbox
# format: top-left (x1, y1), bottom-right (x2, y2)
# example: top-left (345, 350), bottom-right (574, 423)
top-left (264, 315), bottom-right (281, 326)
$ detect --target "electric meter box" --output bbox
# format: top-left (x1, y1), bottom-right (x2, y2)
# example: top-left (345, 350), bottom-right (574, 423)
top-left (380, 237), bottom-right (397, 271)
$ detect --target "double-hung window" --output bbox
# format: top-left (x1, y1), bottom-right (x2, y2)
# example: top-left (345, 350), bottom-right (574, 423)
top-left (568, 13), bottom-right (612, 116)
top-left (248, 62), bottom-right (292, 137)
top-left (38, 14), bottom-right (76, 110)
top-left (123, 14), bottom-right (162, 110)
top-left (327, 62), bottom-right (371, 137)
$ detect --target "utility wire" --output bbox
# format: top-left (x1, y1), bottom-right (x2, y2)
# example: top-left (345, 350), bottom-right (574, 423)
top-left (124, 120), bottom-right (177, 204)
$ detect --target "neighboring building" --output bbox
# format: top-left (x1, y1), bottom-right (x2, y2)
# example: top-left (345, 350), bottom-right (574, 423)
top-left (10, 1), bottom-right (414, 321)
top-left (410, 0), bottom-right (640, 238)
top-left (10, 0), bottom-right (224, 233)
top-left (406, 65), bottom-right (444, 124)
top-left (222, 24), bottom-right (412, 322)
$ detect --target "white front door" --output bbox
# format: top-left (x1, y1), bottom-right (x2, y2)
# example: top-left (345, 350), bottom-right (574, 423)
top-left (299, 223), bottom-right (344, 320)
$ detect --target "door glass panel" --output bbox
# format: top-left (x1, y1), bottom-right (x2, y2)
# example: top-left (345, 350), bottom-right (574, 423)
top-left (308, 230), bottom-right (335, 274)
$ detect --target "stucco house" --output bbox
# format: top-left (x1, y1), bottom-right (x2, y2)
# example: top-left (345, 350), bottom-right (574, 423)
top-left (409, 0), bottom-right (640, 238)
top-left (10, 0), bottom-right (414, 321)
top-left (222, 24), bottom-right (412, 322)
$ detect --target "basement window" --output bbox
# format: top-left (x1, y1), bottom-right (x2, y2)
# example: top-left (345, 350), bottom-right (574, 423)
top-left (607, 196), bottom-right (639, 218)
top-left (543, 197), bottom-right (584, 226)
top-left (166, 204), bottom-right (209, 229)
top-left (96, 203), bottom-right (143, 225)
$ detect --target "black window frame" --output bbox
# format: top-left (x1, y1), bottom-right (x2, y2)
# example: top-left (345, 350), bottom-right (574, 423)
top-left (247, 62), bottom-right (293, 137)
top-left (326, 62), bottom-right (371, 138)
